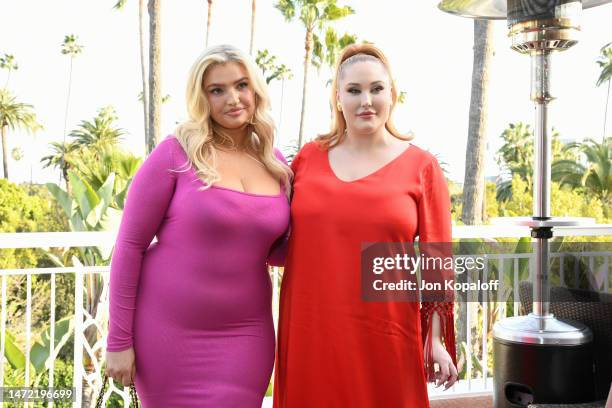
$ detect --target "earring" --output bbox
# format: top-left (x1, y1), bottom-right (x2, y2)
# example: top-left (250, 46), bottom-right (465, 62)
top-left (337, 102), bottom-right (342, 112)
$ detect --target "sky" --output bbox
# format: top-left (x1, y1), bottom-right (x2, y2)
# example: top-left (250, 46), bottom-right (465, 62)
top-left (1, 0), bottom-right (611, 185)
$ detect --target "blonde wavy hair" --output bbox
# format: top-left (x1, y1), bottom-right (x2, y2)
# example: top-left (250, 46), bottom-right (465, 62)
top-left (317, 43), bottom-right (414, 149)
top-left (173, 44), bottom-right (292, 195)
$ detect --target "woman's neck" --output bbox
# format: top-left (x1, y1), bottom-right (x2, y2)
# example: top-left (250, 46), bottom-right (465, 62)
top-left (343, 127), bottom-right (393, 152)
top-left (215, 124), bottom-right (249, 151)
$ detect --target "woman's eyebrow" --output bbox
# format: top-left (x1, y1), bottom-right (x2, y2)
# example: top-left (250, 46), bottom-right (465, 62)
top-left (346, 80), bottom-right (385, 86)
top-left (206, 77), bottom-right (249, 89)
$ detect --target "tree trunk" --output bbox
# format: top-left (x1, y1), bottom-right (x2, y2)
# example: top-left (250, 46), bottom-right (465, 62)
top-left (61, 57), bottom-right (74, 188)
top-left (298, 29), bottom-right (313, 148)
top-left (148, 0), bottom-right (161, 154)
top-left (461, 19), bottom-right (494, 225)
top-left (139, 0), bottom-right (149, 154)
top-left (249, 0), bottom-right (256, 55)
top-left (1, 125), bottom-right (8, 179)
top-left (603, 79), bottom-right (610, 143)
top-left (206, 0), bottom-right (213, 47)
top-left (63, 167), bottom-right (72, 197)
top-left (457, 19), bottom-right (494, 354)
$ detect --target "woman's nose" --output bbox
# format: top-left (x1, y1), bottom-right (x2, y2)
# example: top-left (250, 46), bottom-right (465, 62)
top-left (361, 92), bottom-right (372, 107)
top-left (227, 88), bottom-right (240, 105)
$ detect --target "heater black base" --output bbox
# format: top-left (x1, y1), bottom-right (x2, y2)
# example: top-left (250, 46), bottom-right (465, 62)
top-left (493, 338), bottom-right (595, 407)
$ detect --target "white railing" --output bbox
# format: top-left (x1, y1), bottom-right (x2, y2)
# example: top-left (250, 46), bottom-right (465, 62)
top-left (1, 224), bottom-right (611, 407)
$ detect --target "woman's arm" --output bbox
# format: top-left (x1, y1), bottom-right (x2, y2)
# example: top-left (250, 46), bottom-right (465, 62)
top-left (417, 157), bottom-right (458, 386)
top-left (106, 136), bottom-right (178, 352)
top-left (266, 148), bottom-right (294, 267)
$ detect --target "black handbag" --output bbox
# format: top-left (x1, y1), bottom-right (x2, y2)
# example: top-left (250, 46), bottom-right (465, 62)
top-left (95, 375), bottom-right (139, 407)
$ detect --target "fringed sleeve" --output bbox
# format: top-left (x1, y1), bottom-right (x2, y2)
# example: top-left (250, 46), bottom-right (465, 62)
top-left (417, 157), bottom-right (457, 382)
top-left (420, 301), bottom-right (457, 382)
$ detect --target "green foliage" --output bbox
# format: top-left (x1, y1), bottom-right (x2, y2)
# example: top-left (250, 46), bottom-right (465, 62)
top-left (596, 42), bottom-right (612, 87)
top-left (312, 27), bottom-right (357, 69)
top-left (552, 138), bottom-right (611, 217)
top-left (60, 34), bottom-right (83, 57)
top-left (275, 0), bottom-right (355, 70)
top-left (495, 122), bottom-right (571, 202)
top-left (256, 49), bottom-right (293, 84)
top-left (0, 180), bottom-right (69, 269)
top-left (0, 53), bottom-right (18, 71)
top-left (3, 316), bottom-right (74, 384)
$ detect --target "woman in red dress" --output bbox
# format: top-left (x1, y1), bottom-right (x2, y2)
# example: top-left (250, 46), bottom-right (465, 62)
top-left (274, 44), bottom-right (458, 408)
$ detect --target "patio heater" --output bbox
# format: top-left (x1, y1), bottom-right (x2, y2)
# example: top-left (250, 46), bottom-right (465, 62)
top-left (437, 1), bottom-right (610, 406)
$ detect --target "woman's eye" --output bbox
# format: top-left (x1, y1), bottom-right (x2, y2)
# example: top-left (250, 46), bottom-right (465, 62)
top-left (372, 86), bottom-right (384, 93)
top-left (238, 82), bottom-right (249, 89)
top-left (210, 88), bottom-right (223, 95)
top-left (348, 88), bottom-right (360, 94)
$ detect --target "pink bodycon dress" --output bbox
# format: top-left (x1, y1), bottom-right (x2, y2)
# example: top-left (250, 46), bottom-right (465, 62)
top-left (106, 135), bottom-right (290, 407)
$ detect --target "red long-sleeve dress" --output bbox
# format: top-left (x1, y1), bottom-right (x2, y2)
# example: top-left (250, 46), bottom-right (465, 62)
top-left (273, 140), bottom-right (456, 408)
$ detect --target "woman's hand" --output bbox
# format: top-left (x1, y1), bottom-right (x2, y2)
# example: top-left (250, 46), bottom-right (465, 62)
top-left (105, 347), bottom-right (136, 387)
top-left (431, 339), bottom-right (458, 390)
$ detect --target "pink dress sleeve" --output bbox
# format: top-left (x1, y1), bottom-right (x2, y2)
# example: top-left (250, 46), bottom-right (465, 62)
top-left (106, 137), bottom-right (178, 352)
top-left (417, 157), bottom-right (457, 382)
top-left (266, 148), bottom-right (291, 267)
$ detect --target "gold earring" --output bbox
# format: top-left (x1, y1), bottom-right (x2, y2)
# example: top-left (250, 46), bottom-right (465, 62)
top-left (337, 102), bottom-right (342, 112)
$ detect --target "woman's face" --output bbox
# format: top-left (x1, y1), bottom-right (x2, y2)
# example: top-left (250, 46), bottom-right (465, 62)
top-left (337, 60), bottom-right (393, 135)
top-left (203, 61), bottom-right (256, 130)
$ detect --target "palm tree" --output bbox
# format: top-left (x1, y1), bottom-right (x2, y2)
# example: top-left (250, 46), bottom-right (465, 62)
top-left (205, 0), bottom-right (213, 47)
top-left (275, 0), bottom-right (354, 147)
top-left (114, 0), bottom-right (150, 152)
top-left (596, 42), bottom-right (612, 143)
top-left (552, 138), bottom-right (611, 217)
top-left (250, 0), bottom-right (256, 54)
top-left (312, 27), bottom-right (356, 71)
top-left (0, 53), bottom-right (18, 89)
top-left (69, 106), bottom-right (125, 156)
top-left (256, 49), bottom-right (293, 85)
top-left (0, 89), bottom-right (41, 180)
top-left (457, 19), bottom-right (494, 359)
top-left (60, 34), bottom-right (83, 186)
top-left (40, 141), bottom-right (78, 194)
top-left (256, 49), bottom-right (294, 147)
top-left (461, 20), bottom-right (494, 226)
top-left (148, 0), bottom-right (161, 154)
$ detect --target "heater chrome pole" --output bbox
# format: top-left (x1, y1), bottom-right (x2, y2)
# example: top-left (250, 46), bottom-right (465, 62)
top-left (531, 50), bottom-right (554, 317)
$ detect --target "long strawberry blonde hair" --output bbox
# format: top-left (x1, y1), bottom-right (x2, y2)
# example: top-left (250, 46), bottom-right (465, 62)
top-left (317, 43), bottom-right (414, 149)
top-left (173, 44), bottom-right (292, 194)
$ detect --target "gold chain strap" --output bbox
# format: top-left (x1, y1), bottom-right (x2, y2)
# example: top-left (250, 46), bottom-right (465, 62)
top-left (95, 375), bottom-right (139, 407)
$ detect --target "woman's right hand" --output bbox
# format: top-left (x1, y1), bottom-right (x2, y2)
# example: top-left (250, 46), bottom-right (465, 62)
top-left (105, 347), bottom-right (136, 387)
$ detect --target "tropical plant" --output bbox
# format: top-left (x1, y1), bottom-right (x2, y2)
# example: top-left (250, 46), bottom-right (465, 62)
top-left (3, 317), bottom-right (74, 386)
top-left (69, 148), bottom-right (142, 210)
top-left (311, 27), bottom-right (357, 71)
top-left (596, 42), bottom-right (612, 142)
top-left (69, 106), bottom-right (125, 156)
top-left (495, 123), bottom-right (570, 202)
top-left (60, 34), bottom-right (84, 188)
top-left (552, 138), bottom-right (611, 217)
top-left (256, 49), bottom-right (294, 144)
top-left (46, 171), bottom-right (122, 406)
top-left (0, 53), bottom-right (18, 89)
top-left (0, 89), bottom-right (41, 180)
top-left (40, 141), bottom-right (79, 195)
top-left (275, 0), bottom-right (354, 147)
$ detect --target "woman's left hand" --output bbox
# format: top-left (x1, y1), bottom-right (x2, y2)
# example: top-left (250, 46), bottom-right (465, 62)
top-left (431, 339), bottom-right (458, 390)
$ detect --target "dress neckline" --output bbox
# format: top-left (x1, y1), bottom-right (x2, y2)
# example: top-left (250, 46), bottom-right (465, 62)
top-left (325, 143), bottom-right (412, 183)
top-left (209, 184), bottom-right (284, 198)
